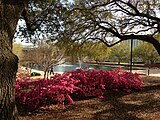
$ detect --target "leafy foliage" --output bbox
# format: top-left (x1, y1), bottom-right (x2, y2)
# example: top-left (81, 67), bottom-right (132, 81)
top-left (84, 42), bottom-right (111, 62)
top-left (109, 42), bottom-right (130, 64)
top-left (133, 41), bottom-right (160, 64)
top-left (12, 43), bottom-right (23, 61)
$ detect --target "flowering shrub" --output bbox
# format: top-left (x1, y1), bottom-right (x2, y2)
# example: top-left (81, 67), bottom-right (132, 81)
top-left (16, 73), bottom-right (79, 113)
top-left (16, 68), bottom-right (143, 114)
top-left (65, 68), bottom-right (143, 98)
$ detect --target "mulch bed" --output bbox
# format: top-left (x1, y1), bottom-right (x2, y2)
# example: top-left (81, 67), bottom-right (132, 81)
top-left (19, 76), bottom-right (160, 120)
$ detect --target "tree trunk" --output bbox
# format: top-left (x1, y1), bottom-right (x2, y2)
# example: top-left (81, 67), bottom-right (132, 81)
top-left (44, 71), bottom-right (46, 79)
top-left (0, 0), bottom-right (28, 119)
top-left (0, 47), bottom-right (18, 120)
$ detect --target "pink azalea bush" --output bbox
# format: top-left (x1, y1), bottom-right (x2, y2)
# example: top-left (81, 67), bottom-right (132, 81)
top-left (16, 73), bottom-right (79, 113)
top-left (65, 68), bottom-right (143, 98)
top-left (15, 68), bottom-right (143, 114)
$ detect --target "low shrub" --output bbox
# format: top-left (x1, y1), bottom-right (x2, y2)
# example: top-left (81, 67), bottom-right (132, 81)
top-left (16, 68), bottom-right (143, 114)
top-left (31, 72), bottom-right (41, 76)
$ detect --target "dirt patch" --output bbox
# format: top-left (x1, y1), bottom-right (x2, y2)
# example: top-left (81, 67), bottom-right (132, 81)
top-left (19, 76), bottom-right (160, 120)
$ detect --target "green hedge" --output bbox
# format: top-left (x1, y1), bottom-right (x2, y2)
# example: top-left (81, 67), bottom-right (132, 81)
top-left (31, 72), bottom-right (41, 76)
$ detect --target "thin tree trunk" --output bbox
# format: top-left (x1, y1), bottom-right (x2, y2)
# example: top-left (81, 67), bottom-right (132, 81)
top-left (44, 71), bottom-right (47, 79)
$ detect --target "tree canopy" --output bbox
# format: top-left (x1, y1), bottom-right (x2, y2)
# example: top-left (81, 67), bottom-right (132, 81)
top-left (16, 0), bottom-right (70, 42)
top-left (14, 0), bottom-right (160, 55)
top-left (62, 0), bottom-right (160, 55)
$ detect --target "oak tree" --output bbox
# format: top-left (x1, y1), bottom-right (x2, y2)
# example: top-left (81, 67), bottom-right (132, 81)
top-left (0, 0), bottom-right (68, 119)
top-left (67, 0), bottom-right (160, 55)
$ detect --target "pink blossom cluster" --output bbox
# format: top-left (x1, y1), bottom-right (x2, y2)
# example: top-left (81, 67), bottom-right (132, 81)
top-left (15, 68), bottom-right (143, 114)
top-left (16, 73), bottom-right (79, 113)
top-left (67, 68), bottom-right (143, 96)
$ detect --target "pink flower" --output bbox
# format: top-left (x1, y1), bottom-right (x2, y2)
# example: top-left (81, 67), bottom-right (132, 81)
top-left (98, 96), bottom-right (104, 99)
top-left (23, 96), bottom-right (26, 102)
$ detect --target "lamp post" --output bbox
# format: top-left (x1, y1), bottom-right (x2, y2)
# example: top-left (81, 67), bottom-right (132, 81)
top-left (130, 39), bottom-right (133, 72)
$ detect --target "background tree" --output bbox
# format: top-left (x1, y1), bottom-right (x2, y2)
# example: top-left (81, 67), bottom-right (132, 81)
top-left (57, 39), bottom-right (111, 65)
top-left (25, 41), bottom-right (64, 79)
top-left (109, 42), bottom-right (130, 64)
top-left (56, 38), bottom-right (81, 64)
top-left (133, 42), bottom-right (160, 64)
top-left (83, 42), bottom-right (111, 63)
top-left (12, 43), bottom-right (23, 63)
top-left (66, 0), bottom-right (160, 55)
